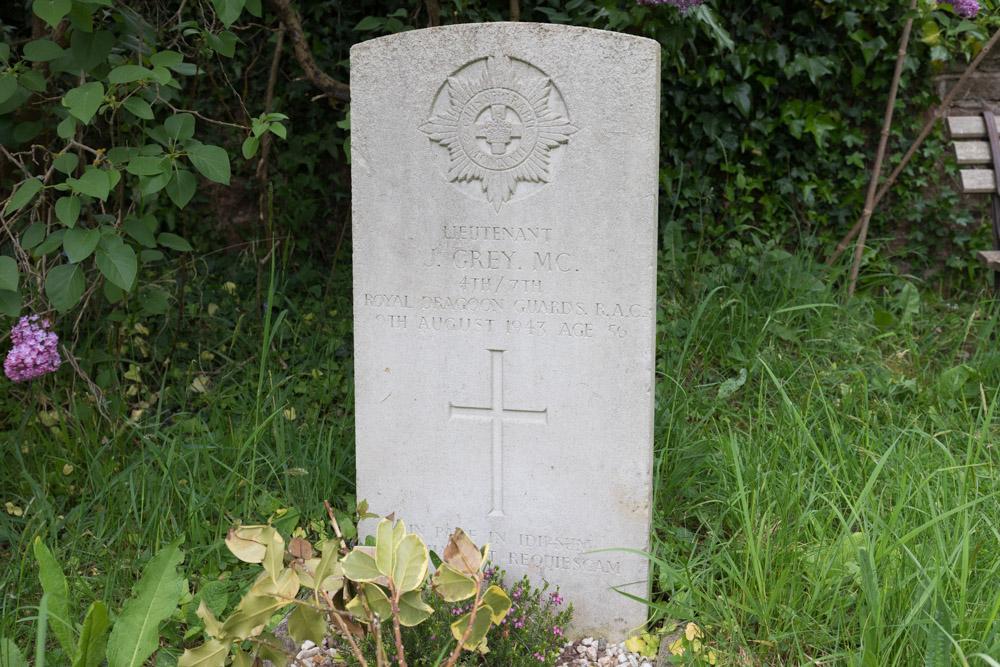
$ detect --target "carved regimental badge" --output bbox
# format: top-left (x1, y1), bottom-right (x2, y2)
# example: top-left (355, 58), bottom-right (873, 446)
top-left (420, 52), bottom-right (578, 212)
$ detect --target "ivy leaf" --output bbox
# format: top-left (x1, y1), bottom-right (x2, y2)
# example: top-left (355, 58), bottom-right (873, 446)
top-left (122, 97), bottom-right (154, 119)
top-left (0, 255), bottom-right (18, 292)
top-left (55, 195), bottom-right (81, 228)
top-left (64, 228), bottom-right (100, 263)
top-left (24, 39), bottom-right (66, 62)
top-left (95, 242), bottom-right (138, 291)
top-left (33, 0), bottom-right (72, 28)
top-left (5, 179), bottom-right (43, 213)
top-left (45, 263), bottom-right (84, 312)
top-left (722, 82), bottom-right (751, 118)
top-left (63, 82), bottom-right (105, 124)
top-left (186, 144), bottom-right (230, 185)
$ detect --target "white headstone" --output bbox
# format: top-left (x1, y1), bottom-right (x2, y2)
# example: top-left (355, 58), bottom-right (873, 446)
top-left (352, 23), bottom-right (659, 638)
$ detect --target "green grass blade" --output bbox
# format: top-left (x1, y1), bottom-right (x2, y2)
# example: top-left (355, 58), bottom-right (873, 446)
top-left (106, 537), bottom-right (185, 667)
top-left (71, 601), bottom-right (109, 667)
top-left (32, 538), bottom-right (76, 661)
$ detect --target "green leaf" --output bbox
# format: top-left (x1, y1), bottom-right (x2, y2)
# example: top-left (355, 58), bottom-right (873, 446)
top-left (63, 82), bottom-right (105, 123)
top-left (0, 73), bottom-right (17, 105)
top-left (95, 243), bottom-right (137, 291)
top-left (0, 290), bottom-right (22, 318)
top-left (0, 43), bottom-right (9, 63)
top-left (24, 39), bottom-right (66, 61)
top-left (33, 538), bottom-right (77, 660)
top-left (36, 229), bottom-right (67, 256)
top-left (723, 82), bottom-right (751, 118)
top-left (46, 264), bottom-right (83, 312)
top-left (22, 223), bottom-right (45, 250)
top-left (186, 144), bottom-right (230, 184)
top-left (0, 639), bottom-right (29, 667)
top-left (392, 534), bottom-right (428, 593)
top-left (57, 116), bottom-right (77, 139)
top-left (177, 639), bottom-right (229, 667)
top-left (450, 606), bottom-right (492, 651)
top-left (72, 601), bottom-right (110, 667)
top-left (122, 97), bottom-right (154, 120)
top-left (108, 65), bottom-right (153, 84)
top-left (106, 537), bottom-right (186, 667)
top-left (354, 16), bottom-right (382, 31)
top-left (150, 51), bottom-right (184, 68)
top-left (13, 121), bottom-right (42, 144)
top-left (33, 0), bottom-right (72, 28)
top-left (241, 135), bottom-right (258, 159)
top-left (396, 590), bottom-right (434, 627)
top-left (164, 113), bottom-right (195, 142)
top-left (212, 0), bottom-right (245, 26)
top-left (126, 156), bottom-right (165, 176)
top-left (70, 30), bottom-right (114, 72)
top-left (55, 196), bottom-right (82, 228)
top-left (268, 122), bottom-right (286, 140)
top-left (287, 605), bottom-right (327, 646)
top-left (124, 218), bottom-right (157, 247)
top-left (205, 31), bottom-right (238, 58)
top-left (5, 179), bottom-right (43, 214)
top-left (0, 256), bottom-right (18, 292)
top-left (480, 585), bottom-right (511, 623)
top-left (342, 548), bottom-right (383, 583)
top-left (53, 153), bottom-right (79, 175)
top-left (18, 70), bottom-right (47, 92)
top-left (157, 233), bottom-right (192, 252)
top-left (67, 168), bottom-right (110, 200)
top-left (430, 563), bottom-right (476, 602)
top-left (360, 582), bottom-right (392, 620)
top-left (375, 518), bottom-right (394, 577)
top-left (164, 169), bottom-right (196, 209)
top-left (219, 570), bottom-right (297, 639)
top-left (64, 228), bottom-right (100, 263)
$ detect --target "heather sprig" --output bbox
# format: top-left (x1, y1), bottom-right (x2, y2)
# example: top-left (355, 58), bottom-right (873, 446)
top-left (939, 0), bottom-right (980, 18)
top-left (4, 314), bottom-right (61, 382)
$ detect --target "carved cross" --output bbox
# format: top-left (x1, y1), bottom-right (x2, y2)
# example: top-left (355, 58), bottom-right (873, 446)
top-left (475, 104), bottom-right (523, 155)
top-left (449, 349), bottom-right (547, 517)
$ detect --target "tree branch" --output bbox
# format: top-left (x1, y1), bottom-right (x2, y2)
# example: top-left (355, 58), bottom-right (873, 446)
top-left (264, 0), bottom-right (350, 103)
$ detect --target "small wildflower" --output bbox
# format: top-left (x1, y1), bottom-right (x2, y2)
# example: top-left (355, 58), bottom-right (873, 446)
top-left (552, 625), bottom-right (564, 637)
top-left (4, 315), bottom-right (61, 382)
top-left (940, 0), bottom-right (979, 17)
top-left (549, 592), bottom-right (563, 606)
top-left (636, 0), bottom-right (706, 13)
top-left (534, 652), bottom-right (544, 661)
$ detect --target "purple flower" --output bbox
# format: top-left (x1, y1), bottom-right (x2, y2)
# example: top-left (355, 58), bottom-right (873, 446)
top-left (552, 625), bottom-right (564, 637)
top-left (4, 315), bottom-right (61, 382)
top-left (549, 592), bottom-right (563, 606)
top-left (950, 0), bottom-right (980, 17)
top-left (636, 0), bottom-right (707, 12)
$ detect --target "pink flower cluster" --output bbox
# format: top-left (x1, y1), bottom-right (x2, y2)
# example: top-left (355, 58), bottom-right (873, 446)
top-left (953, 0), bottom-right (980, 17)
top-left (4, 315), bottom-right (61, 382)
top-left (636, 0), bottom-right (707, 12)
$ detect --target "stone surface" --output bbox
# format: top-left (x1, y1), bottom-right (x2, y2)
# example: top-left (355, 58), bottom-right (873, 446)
top-left (351, 22), bottom-right (659, 639)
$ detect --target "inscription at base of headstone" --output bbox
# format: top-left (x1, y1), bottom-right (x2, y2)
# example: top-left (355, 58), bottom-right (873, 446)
top-left (352, 23), bottom-right (659, 638)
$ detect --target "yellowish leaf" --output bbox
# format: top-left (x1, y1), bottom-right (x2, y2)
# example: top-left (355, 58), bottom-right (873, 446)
top-left (625, 636), bottom-right (647, 653)
top-left (134, 322), bottom-right (150, 335)
top-left (190, 375), bottom-right (210, 393)
top-left (5, 502), bottom-right (23, 517)
top-left (201, 351), bottom-right (215, 361)
top-left (207, 303), bottom-right (219, 316)
top-left (669, 637), bottom-right (686, 656)
top-left (62, 464), bottom-right (73, 475)
top-left (283, 407), bottom-right (296, 421)
top-left (223, 281), bottom-right (236, 294)
top-left (686, 622), bottom-right (703, 641)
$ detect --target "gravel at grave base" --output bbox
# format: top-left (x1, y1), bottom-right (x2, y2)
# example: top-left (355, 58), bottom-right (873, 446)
top-left (273, 634), bottom-right (665, 667)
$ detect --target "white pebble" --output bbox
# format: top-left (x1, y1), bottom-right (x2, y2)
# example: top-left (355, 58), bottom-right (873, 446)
top-left (586, 646), bottom-right (598, 661)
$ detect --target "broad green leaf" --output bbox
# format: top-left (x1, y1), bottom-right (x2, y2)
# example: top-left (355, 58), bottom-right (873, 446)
top-left (106, 536), bottom-right (186, 667)
top-left (186, 144), bottom-right (230, 184)
top-left (0, 290), bottom-right (22, 317)
top-left (212, 0), bottom-right (246, 26)
top-left (55, 196), bottom-right (81, 228)
top-left (53, 153), bottom-right (79, 175)
top-left (164, 113), bottom-right (195, 142)
top-left (220, 570), bottom-right (297, 639)
top-left (18, 70), bottom-right (47, 92)
top-left (450, 606), bottom-right (492, 651)
top-left (177, 639), bottom-right (228, 667)
top-left (480, 585), bottom-right (511, 623)
top-left (430, 563), bottom-right (476, 602)
top-left (5, 179), bottom-right (43, 214)
top-left (360, 582), bottom-right (392, 620)
top-left (63, 82), bottom-right (104, 123)
top-left (13, 121), bottom-right (42, 144)
top-left (64, 228), bottom-right (100, 263)
top-left (396, 590), bottom-right (434, 627)
top-left (307, 542), bottom-right (343, 594)
top-left (205, 31), bottom-right (238, 58)
top-left (139, 171), bottom-right (170, 197)
top-left (261, 529), bottom-right (285, 582)
top-left (287, 605), bottom-right (326, 645)
top-left (67, 168), bottom-right (110, 200)
top-left (33, 0), bottom-right (71, 28)
top-left (241, 135), bottom-right (258, 159)
top-left (268, 122), bottom-right (286, 140)
top-left (126, 156), bottom-right (165, 176)
top-left (442, 528), bottom-right (481, 575)
top-left (375, 518), bottom-right (394, 577)
top-left (0, 639), bottom-right (29, 667)
top-left (165, 170), bottom-right (197, 209)
top-left (70, 29), bottom-right (114, 72)
top-left (24, 39), bottom-right (66, 61)
top-left (225, 525), bottom-right (268, 563)
top-left (342, 548), bottom-right (383, 583)
top-left (231, 649), bottom-right (255, 667)
top-left (57, 116), bottom-right (76, 139)
top-left (35, 229), bottom-right (67, 256)
top-left (194, 600), bottom-right (225, 640)
top-left (122, 97), bottom-right (153, 119)
top-left (0, 256), bottom-right (17, 292)
top-left (150, 51), bottom-right (184, 68)
top-left (124, 218), bottom-right (157, 247)
top-left (96, 243), bottom-right (137, 291)
top-left (723, 82), bottom-right (751, 118)
top-left (0, 73), bottom-right (16, 105)
top-left (108, 65), bottom-right (153, 84)
top-left (22, 223), bottom-right (45, 250)
top-left (392, 534), bottom-right (428, 593)
top-left (71, 601), bottom-right (110, 667)
top-left (257, 636), bottom-right (289, 667)
top-left (0, 43), bottom-right (8, 63)
top-left (33, 538), bottom-right (77, 660)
